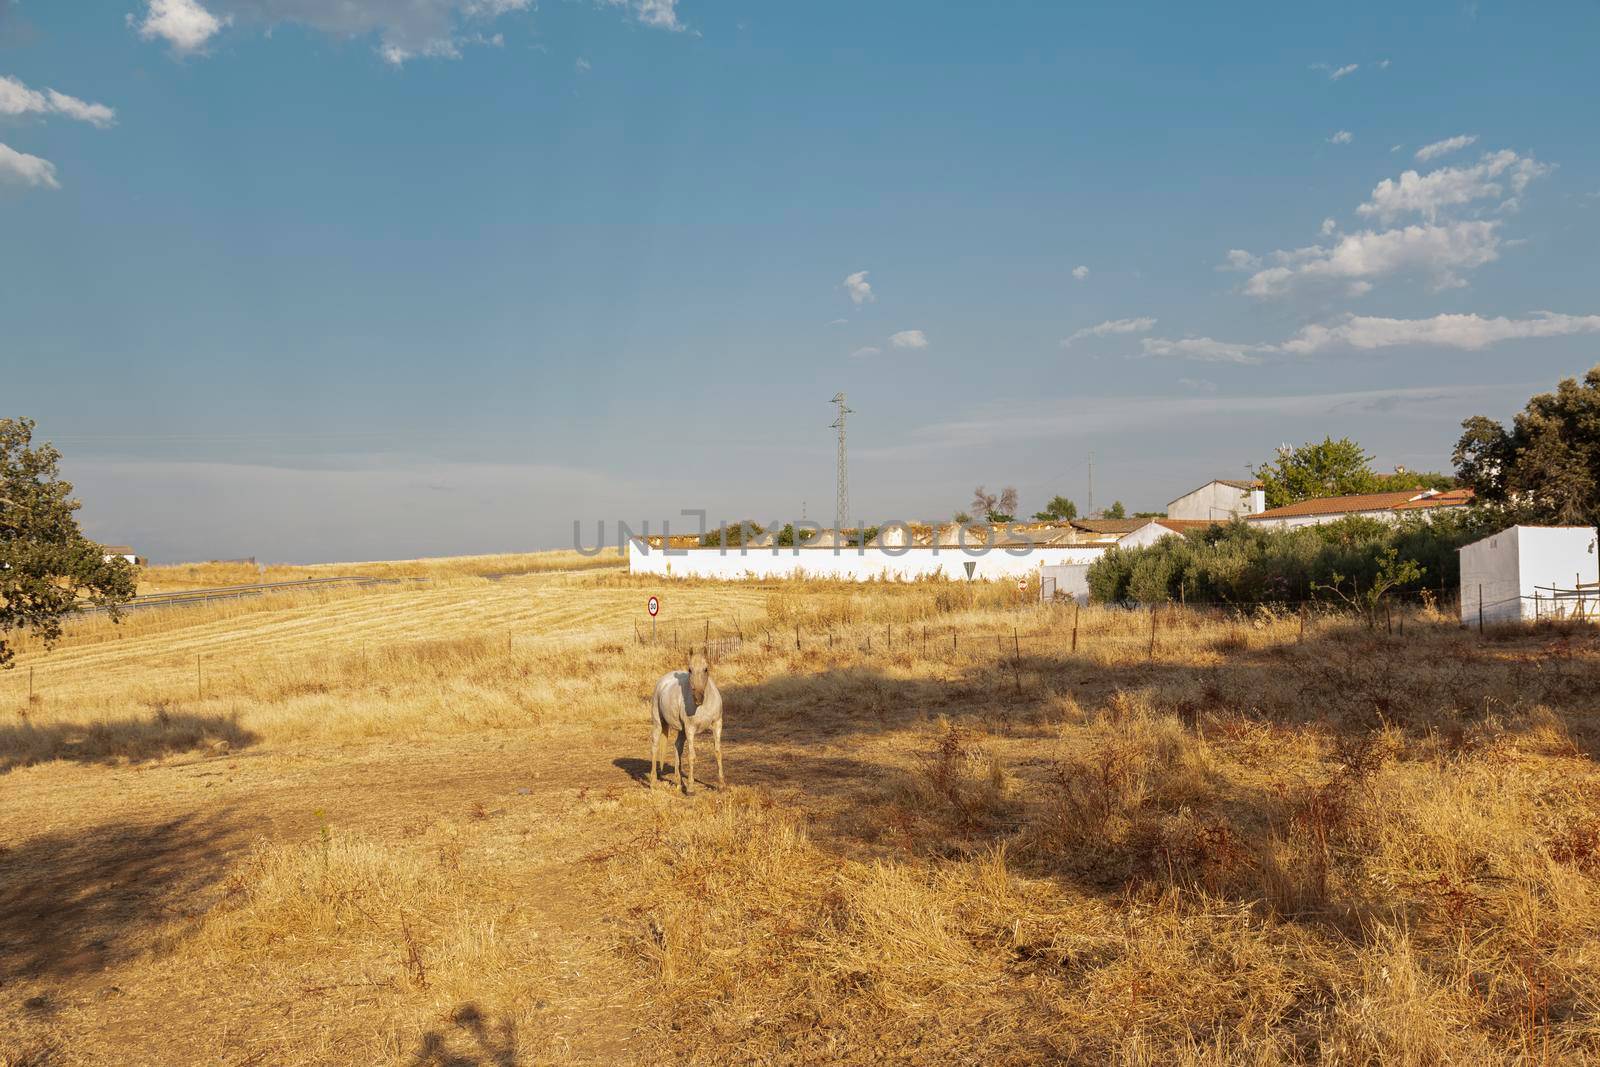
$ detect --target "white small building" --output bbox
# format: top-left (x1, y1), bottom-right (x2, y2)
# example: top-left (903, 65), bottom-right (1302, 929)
top-left (101, 545), bottom-right (145, 566)
top-left (1167, 479), bottom-right (1265, 521)
top-left (1248, 488), bottom-right (1474, 530)
top-left (1459, 525), bottom-right (1599, 625)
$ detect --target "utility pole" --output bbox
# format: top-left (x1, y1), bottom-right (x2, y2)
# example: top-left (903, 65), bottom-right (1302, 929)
top-left (830, 393), bottom-right (853, 536)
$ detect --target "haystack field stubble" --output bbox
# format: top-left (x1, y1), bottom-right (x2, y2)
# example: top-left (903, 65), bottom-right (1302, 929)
top-left (4, 550), bottom-right (1600, 1065)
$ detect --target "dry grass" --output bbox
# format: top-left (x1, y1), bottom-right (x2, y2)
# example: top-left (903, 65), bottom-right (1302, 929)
top-left (135, 548), bottom-right (621, 594)
top-left (3, 557), bottom-right (1600, 1063)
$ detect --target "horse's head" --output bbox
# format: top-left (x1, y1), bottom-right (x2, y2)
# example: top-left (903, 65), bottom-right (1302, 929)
top-left (687, 647), bottom-right (710, 705)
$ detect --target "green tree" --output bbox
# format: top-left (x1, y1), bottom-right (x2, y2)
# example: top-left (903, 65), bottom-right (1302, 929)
top-left (1105, 500), bottom-right (1126, 519)
top-left (0, 418), bottom-right (136, 668)
top-left (1254, 436), bottom-right (1381, 508)
top-left (1454, 366), bottom-right (1600, 526)
top-left (699, 521), bottom-right (764, 547)
top-left (1032, 494), bottom-right (1078, 522)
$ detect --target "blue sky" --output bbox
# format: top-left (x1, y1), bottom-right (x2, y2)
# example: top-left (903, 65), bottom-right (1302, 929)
top-left (4, 0), bottom-right (1599, 561)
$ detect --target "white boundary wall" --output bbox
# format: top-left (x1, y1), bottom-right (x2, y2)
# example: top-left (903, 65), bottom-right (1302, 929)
top-left (1459, 525), bottom-right (1600, 624)
top-left (628, 539), bottom-right (1107, 581)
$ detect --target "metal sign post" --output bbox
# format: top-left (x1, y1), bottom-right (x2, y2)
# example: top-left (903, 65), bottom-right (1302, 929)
top-left (648, 595), bottom-right (659, 643)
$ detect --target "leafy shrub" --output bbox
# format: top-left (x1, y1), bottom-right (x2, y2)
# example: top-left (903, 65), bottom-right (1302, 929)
top-left (1087, 511), bottom-right (1507, 605)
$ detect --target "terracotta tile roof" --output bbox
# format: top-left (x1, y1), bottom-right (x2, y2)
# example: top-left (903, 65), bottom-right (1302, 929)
top-left (1071, 518), bottom-right (1146, 535)
top-left (1248, 488), bottom-right (1473, 520)
top-left (1392, 488), bottom-right (1476, 511)
top-left (1150, 519), bottom-right (1223, 531)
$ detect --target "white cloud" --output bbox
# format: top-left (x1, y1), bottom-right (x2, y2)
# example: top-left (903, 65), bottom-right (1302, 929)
top-left (594, 0), bottom-right (683, 30)
top-left (827, 318), bottom-right (848, 326)
top-left (1061, 317), bottom-right (1156, 348)
top-left (0, 141), bottom-right (58, 188)
top-left (1280, 311), bottom-right (1600, 354)
top-left (0, 75), bottom-right (115, 127)
top-left (631, 0), bottom-right (683, 30)
top-left (1219, 249), bottom-right (1260, 271)
top-left (1357, 150), bottom-right (1551, 223)
top-left (1327, 130), bottom-right (1353, 145)
top-left (1377, 59), bottom-right (1391, 70)
top-left (135, 0), bottom-right (228, 52)
top-left (1414, 134), bottom-right (1477, 163)
top-left (889, 330), bottom-right (929, 349)
top-left (1141, 311), bottom-right (1600, 364)
top-left (1140, 336), bottom-right (1271, 364)
top-left (130, 0), bottom-right (674, 64)
top-left (1179, 378), bottom-right (1218, 393)
top-left (576, 56), bottom-right (591, 72)
top-left (850, 345), bottom-right (881, 358)
top-left (843, 270), bottom-right (875, 306)
top-left (1320, 217), bottom-right (1337, 236)
top-left (1241, 220), bottom-right (1503, 297)
top-left (1311, 62), bottom-right (1360, 80)
top-left (1071, 265), bottom-right (1090, 280)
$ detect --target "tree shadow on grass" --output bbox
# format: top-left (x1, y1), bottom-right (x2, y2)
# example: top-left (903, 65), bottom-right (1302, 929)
top-left (411, 1004), bottom-right (518, 1067)
top-left (0, 810), bottom-right (239, 983)
top-left (0, 710), bottom-right (258, 774)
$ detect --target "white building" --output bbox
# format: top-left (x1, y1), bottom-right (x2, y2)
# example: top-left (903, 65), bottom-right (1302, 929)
top-left (1459, 525), bottom-right (1599, 625)
top-left (101, 545), bottom-right (145, 566)
top-left (1247, 488), bottom-right (1474, 530)
top-left (1167, 479), bottom-right (1265, 521)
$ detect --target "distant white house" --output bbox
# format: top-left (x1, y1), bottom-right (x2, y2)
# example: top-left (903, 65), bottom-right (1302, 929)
top-left (1247, 488), bottom-right (1474, 530)
top-left (101, 545), bottom-right (145, 566)
top-left (1167, 479), bottom-right (1265, 521)
top-left (1459, 525), bottom-right (1600, 625)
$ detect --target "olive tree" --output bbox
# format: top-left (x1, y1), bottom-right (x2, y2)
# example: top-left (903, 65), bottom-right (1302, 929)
top-left (0, 418), bottom-right (136, 667)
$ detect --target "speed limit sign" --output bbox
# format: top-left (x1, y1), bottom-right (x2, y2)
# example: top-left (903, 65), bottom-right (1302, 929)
top-left (1016, 577), bottom-right (1027, 593)
top-left (647, 596), bottom-right (660, 617)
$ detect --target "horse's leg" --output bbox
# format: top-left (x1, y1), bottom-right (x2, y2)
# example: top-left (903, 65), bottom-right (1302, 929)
top-left (649, 709), bottom-right (661, 787)
top-left (675, 728), bottom-right (686, 792)
top-left (684, 723), bottom-right (697, 795)
top-left (714, 718), bottom-right (724, 790)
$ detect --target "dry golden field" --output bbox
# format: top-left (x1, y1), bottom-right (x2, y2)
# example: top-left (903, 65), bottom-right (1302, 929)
top-left (4, 550), bottom-right (1600, 1065)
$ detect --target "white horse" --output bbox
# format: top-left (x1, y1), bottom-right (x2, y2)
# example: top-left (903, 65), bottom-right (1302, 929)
top-left (650, 647), bottom-right (724, 794)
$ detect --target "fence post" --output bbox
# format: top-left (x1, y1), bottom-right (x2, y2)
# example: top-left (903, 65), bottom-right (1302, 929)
top-left (1478, 585), bottom-right (1484, 634)
top-left (705, 620), bottom-right (710, 646)
top-left (1385, 601), bottom-right (1392, 636)
top-left (795, 625), bottom-right (800, 651)
top-left (1014, 627), bottom-right (1020, 659)
top-left (1148, 603), bottom-right (1157, 659)
top-left (1071, 600), bottom-right (1079, 653)
top-left (1298, 605), bottom-right (1306, 644)
top-left (197, 654), bottom-right (202, 701)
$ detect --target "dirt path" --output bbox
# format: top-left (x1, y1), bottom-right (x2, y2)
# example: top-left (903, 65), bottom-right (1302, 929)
top-left (0, 722), bottom-right (659, 1065)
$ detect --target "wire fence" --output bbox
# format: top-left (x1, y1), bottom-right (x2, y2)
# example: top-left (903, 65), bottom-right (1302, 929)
top-left (13, 585), bottom-right (1596, 711)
